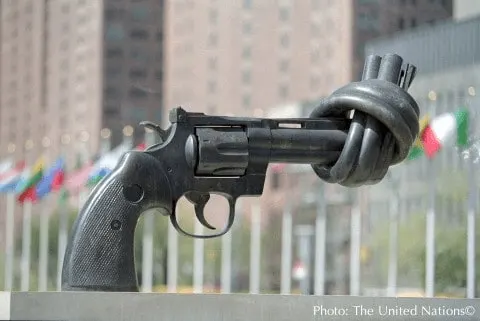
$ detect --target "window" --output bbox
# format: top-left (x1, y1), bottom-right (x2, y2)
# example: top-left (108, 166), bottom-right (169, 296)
top-left (279, 7), bottom-right (289, 21)
top-left (310, 76), bottom-right (320, 90)
top-left (105, 105), bottom-right (119, 116)
top-left (311, 23), bottom-right (320, 37)
top-left (60, 40), bottom-right (69, 51)
top-left (411, 18), bottom-right (416, 28)
top-left (208, 81), bottom-right (216, 93)
top-left (207, 105), bottom-right (216, 114)
top-left (357, 12), bottom-right (379, 30)
top-left (208, 57), bottom-right (217, 70)
top-left (105, 87), bottom-right (118, 98)
top-left (131, 5), bottom-right (149, 21)
top-left (279, 85), bottom-right (288, 98)
top-left (242, 94), bottom-right (251, 107)
top-left (105, 8), bottom-right (125, 20)
top-left (398, 18), bottom-right (404, 29)
top-left (243, 21), bottom-right (252, 34)
top-left (129, 69), bottom-right (147, 79)
top-left (130, 48), bottom-right (148, 62)
top-left (155, 70), bottom-right (163, 80)
top-left (208, 33), bottom-right (218, 46)
top-left (106, 47), bottom-right (123, 58)
top-left (106, 65), bottom-right (122, 77)
top-left (279, 59), bottom-right (289, 72)
top-left (209, 9), bottom-right (218, 24)
top-left (280, 34), bottom-right (289, 47)
top-left (156, 31), bottom-right (163, 41)
top-left (61, 3), bottom-right (69, 13)
top-left (130, 29), bottom-right (149, 40)
top-left (105, 24), bottom-right (125, 41)
top-left (242, 70), bottom-right (251, 84)
top-left (242, 47), bottom-right (251, 59)
top-left (129, 87), bottom-right (148, 98)
top-left (59, 79), bottom-right (68, 90)
top-left (243, 0), bottom-right (252, 9)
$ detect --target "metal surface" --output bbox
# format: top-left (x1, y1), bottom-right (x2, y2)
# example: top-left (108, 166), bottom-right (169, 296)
top-left (4, 292), bottom-right (480, 321)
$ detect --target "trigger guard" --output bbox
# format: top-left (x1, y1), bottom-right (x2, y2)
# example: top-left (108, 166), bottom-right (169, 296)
top-left (169, 198), bottom-right (236, 239)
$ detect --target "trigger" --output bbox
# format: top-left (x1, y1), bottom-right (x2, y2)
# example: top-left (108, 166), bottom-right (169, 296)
top-left (194, 203), bottom-right (216, 230)
top-left (185, 191), bottom-right (216, 230)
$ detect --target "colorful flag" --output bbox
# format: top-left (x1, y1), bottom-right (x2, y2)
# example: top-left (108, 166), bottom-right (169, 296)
top-left (86, 142), bottom-right (136, 187)
top-left (0, 161), bottom-right (26, 193)
top-left (35, 158), bottom-right (65, 200)
top-left (17, 157), bottom-right (45, 203)
top-left (65, 162), bottom-right (94, 194)
top-left (421, 109), bottom-right (469, 159)
top-left (407, 115), bottom-right (430, 160)
top-left (0, 159), bottom-right (13, 174)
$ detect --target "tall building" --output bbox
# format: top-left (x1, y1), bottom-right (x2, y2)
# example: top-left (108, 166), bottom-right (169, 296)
top-left (0, 0), bottom-right (165, 260)
top-left (0, 0), bottom-right (164, 167)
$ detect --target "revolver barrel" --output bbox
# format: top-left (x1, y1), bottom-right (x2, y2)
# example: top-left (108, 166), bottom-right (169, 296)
top-left (186, 121), bottom-right (349, 176)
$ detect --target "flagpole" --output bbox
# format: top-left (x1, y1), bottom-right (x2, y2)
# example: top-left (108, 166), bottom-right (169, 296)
top-left (20, 139), bottom-right (34, 291)
top-left (167, 220), bottom-right (178, 292)
top-left (193, 218), bottom-right (205, 293)
top-left (425, 160), bottom-right (436, 297)
top-left (77, 131), bottom-right (92, 209)
top-left (142, 127), bottom-right (155, 293)
top-left (249, 201), bottom-right (261, 294)
top-left (387, 171), bottom-right (400, 297)
top-left (350, 189), bottom-right (361, 296)
top-left (314, 181), bottom-right (326, 295)
top-left (220, 200), bottom-right (235, 294)
top-left (4, 192), bottom-right (15, 291)
top-left (3, 146), bottom-right (16, 291)
top-left (280, 198), bottom-right (293, 294)
top-left (56, 134), bottom-right (69, 291)
top-left (466, 100), bottom-right (477, 298)
top-left (38, 138), bottom-right (52, 291)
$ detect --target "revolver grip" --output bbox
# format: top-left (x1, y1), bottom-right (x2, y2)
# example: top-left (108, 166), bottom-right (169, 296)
top-left (61, 151), bottom-right (172, 292)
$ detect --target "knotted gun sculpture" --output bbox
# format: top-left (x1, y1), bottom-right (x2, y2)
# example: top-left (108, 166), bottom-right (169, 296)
top-left (61, 53), bottom-right (420, 292)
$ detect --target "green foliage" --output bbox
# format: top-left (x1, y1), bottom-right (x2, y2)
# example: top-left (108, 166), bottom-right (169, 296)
top-left (437, 169), bottom-right (468, 202)
top-left (370, 209), bottom-right (480, 295)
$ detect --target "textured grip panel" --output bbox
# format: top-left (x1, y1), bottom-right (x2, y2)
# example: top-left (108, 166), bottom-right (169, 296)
top-left (61, 151), bottom-right (172, 292)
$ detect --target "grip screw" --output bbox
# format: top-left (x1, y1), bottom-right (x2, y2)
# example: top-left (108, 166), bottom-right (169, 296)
top-left (111, 220), bottom-right (122, 230)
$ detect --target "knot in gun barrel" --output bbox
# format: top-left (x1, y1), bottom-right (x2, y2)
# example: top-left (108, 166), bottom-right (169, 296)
top-left (310, 54), bottom-right (420, 187)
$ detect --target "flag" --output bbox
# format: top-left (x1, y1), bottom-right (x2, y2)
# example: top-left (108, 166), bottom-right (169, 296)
top-left (407, 115), bottom-right (430, 160)
top-left (0, 161), bottom-right (26, 193)
top-left (65, 161), bottom-right (94, 194)
top-left (17, 157), bottom-right (45, 203)
top-left (35, 158), bottom-right (65, 200)
top-left (86, 142), bottom-right (135, 187)
top-left (0, 159), bottom-right (13, 174)
top-left (421, 109), bottom-right (469, 159)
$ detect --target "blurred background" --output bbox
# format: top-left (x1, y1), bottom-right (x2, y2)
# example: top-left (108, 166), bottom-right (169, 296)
top-left (1, 0), bottom-right (480, 299)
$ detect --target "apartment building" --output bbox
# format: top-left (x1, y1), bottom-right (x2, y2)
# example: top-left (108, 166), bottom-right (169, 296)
top-left (0, 0), bottom-right (164, 167)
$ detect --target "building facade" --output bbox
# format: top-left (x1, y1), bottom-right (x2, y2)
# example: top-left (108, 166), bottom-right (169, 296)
top-left (0, 0), bottom-right (164, 167)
